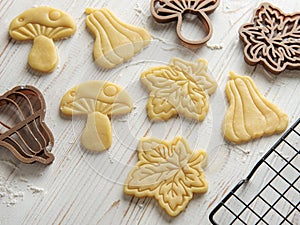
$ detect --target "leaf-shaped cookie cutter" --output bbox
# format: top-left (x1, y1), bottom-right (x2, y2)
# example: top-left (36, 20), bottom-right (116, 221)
top-left (239, 3), bottom-right (300, 75)
top-left (151, 0), bottom-right (219, 48)
top-left (0, 86), bottom-right (54, 164)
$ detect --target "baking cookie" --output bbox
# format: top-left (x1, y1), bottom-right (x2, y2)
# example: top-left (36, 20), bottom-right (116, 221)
top-left (124, 136), bottom-right (208, 217)
top-left (223, 71), bottom-right (289, 143)
top-left (141, 57), bottom-right (217, 121)
top-left (0, 86), bottom-right (54, 164)
top-left (85, 8), bottom-right (151, 69)
top-left (9, 6), bottom-right (76, 73)
top-left (239, 3), bottom-right (300, 75)
top-left (60, 81), bottom-right (133, 152)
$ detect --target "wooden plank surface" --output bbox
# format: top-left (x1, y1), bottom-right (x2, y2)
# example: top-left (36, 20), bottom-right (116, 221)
top-left (0, 0), bottom-right (299, 224)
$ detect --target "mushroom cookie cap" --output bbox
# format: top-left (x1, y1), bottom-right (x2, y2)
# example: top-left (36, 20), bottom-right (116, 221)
top-left (60, 81), bottom-right (133, 152)
top-left (60, 80), bottom-right (133, 116)
top-left (9, 6), bottom-right (76, 40)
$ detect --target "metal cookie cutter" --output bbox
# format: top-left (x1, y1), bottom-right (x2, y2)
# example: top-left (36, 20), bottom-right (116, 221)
top-left (0, 86), bottom-right (54, 164)
top-left (151, 0), bottom-right (219, 49)
top-left (239, 3), bottom-right (300, 75)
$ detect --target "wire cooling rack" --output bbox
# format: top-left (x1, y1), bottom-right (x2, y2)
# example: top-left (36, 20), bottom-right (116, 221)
top-left (209, 118), bottom-right (300, 225)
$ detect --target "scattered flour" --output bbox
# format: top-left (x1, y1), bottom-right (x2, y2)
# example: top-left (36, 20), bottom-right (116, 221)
top-left (108, 153), bottom-right (114, 164)
top-left (134, 2), bottom-right (145, 15)
top-left (205, 43), bottom-right (223, 50)
top-left (0, 177), bottom-right (24, 207)
top-left (0, 160), bottom-right (47, 207)
top-left (117, 118), bottom-right (127, 122)
top-left (28, 185), bottom-right (45, 194)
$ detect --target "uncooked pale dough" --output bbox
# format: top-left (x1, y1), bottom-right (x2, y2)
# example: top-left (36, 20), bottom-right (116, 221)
top-left (85, 8), bottom-right (151, 69)
top-left (60, 80), bottom-right (133, 152)
top-left (141, 57), bottom-right (217, 121)
top-left (223, 71), bottom-right (289, 143)
top-left (124, 136), bottom-right (208, 217)
top-left (9, 6), bottom-right (76, 72)
top-left (169, 57), bottom-right (218, 95)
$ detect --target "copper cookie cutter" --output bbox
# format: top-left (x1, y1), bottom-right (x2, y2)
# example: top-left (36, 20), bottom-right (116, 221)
top-left (0, 86), bottom-right (54, 164)
top-left (239, 3), bottom-right (300, 75)
top-left (151, 0), bottom-right (219, 48)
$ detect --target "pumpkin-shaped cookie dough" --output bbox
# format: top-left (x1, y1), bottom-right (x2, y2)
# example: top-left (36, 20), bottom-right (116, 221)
top-left (60, 81), bottom-right (133, 152)
top-left (85, 8), bottom-right (151, 69)
top-left (223, 71), bottom-right (288, 143)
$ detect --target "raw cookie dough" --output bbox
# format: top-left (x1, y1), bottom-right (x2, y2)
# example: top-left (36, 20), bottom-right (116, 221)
top-left (169, 57), bottom-right (218, 95)
top-left (60, 80), bottom-right (133, 152)
top-left (141, 57), bottom-right (217, 121)
top-left (223, 71), bottom-right (289, 143)
top-left (9, 6), bottom-right (76, 73)
top-left (124, 136), bottom-right (208, 217)
top-left (85, 8), bottom-right (152, 69)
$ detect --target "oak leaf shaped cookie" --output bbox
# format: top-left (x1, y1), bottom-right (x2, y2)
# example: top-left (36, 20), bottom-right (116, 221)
top-left (141, 57), bottom-right (217, 121)
top-left (239, 3), bottom-right (300, 74)
top-left (124, 136), bottom-right (208, 217)
top-left (60, 81), bottom-right (133, 152)
top-left (223, 71), bottom-right (289, 143)
top-left (85, 8), bottom-right (151, 69)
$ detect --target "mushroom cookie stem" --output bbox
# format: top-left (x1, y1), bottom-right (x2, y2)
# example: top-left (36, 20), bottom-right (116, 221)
top-left (29, 35), bottom-right (58, 72)
top-left (60, 80), bottom-right (133, 152)
top-left (9, 6), bottom-right (76, 73)
top-left (82, 112), bottom-right (112, 152)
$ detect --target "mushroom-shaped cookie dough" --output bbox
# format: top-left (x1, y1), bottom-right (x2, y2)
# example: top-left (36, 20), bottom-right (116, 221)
top-left (60, 81), bottom-right (133, 152)
top-left (9, 6), bottom-right (76, 72)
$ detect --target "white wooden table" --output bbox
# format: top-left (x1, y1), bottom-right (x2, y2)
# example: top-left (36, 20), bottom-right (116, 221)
top-left (0, 0), bottom-right (299, 224)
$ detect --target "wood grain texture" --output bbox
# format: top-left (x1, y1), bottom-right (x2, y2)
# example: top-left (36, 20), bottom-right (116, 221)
top-left (0, 0), bottom-right (299, 224)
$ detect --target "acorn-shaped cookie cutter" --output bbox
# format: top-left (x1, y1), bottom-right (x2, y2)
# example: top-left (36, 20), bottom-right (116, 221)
top-left (150, 0), bottom-right (219, 48)
top-left (0, 86), bottom-right (54, 164)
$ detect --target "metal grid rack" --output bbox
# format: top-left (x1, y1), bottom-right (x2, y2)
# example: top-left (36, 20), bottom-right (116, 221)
top-left (209, 118), bottom-right (300, 225)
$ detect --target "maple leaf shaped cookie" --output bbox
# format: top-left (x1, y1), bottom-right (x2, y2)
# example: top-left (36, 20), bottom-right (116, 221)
top-left (239, 3), bottom-right (300, 74)
top-left (124, 136), bottom-right (208, 217)
top-left (141, 57), bottom-right (217, 121)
